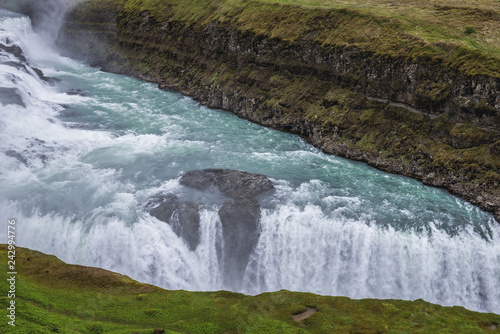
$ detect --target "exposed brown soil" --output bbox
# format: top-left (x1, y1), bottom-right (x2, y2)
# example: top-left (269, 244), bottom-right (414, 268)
top-left (293, 307), bottom-right (318, 322)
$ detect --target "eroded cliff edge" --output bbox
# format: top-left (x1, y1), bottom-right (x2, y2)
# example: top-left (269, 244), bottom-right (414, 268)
top-left (16, 0), bottom-right (500, 220)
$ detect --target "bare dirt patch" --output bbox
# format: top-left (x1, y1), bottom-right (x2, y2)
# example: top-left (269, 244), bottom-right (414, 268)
top-left (292, 307), bottom-right (318, 322)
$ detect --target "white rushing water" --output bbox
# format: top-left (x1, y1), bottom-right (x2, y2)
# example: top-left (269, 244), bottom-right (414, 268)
top-left (0, 10), bottom-right (499, 314)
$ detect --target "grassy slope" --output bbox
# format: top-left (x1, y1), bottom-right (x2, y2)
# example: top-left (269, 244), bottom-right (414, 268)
top-left (1, 245), bottom-right (500, 334)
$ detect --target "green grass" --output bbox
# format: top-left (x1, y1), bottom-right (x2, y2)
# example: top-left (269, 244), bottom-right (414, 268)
top-left (1, 245), bottom-right (500, 333)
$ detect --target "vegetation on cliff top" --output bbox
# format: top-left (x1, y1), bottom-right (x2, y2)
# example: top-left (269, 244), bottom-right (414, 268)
top-left (12, 0), bottom-right (494, 76)
top-left (112, 0), bottom-right (500, 77)
top-left (1, 245), bottom-right (500, 333)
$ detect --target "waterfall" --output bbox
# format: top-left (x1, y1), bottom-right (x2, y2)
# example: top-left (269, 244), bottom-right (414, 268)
top-left (1, 9), bottom-right (499, 315)
top-left (246, 204), bottom-right (499, 312)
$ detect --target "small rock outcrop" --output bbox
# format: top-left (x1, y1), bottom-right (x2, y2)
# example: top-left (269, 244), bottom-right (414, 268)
top-left (180, 169), bottom-right (274, 290)
top-left (5, 150), bottom-right (28, 165)
top-left (147, 194), bottom-right (200, 251)
top-left (0, 43), bottom-right (27, 62)
top-left (179, 169), bottom-right (274, 199)
top-left (147, 169), bottom-right (274, 289)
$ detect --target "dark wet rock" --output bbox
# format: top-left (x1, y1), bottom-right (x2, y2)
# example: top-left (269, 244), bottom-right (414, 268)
top-left (153, 329), bottom-right (165, 334)
top-left (0, 60), bottom-right (58, 84)
top-left (0, 43), bottom-right (27, 62)
top-left (218, 198), bottom-right (261, 290)
top-left (39, 154), bottom-right (48, 164)
top-left (5, 150), bottom-right (28, 165)
top-left (0, 88), bottom-right (25, 107)
top-left (147, 194), bottom-right (200, 251)
top-left (179, 169), bottom-right (274, 287)
top-left (30, 67), bottom-right (60, 84)
top-left (1, 61), bottom-right (27, 71)
top-left (31, 67), bottom-right (51, 82)
top-left (144, 169), bottom-right (275, 284)
top-left (66, 89), bottom-right (85, 96)
top-left (4, 139), bottom-right (55, 166)
top-left (179, 169), bottom-right (274, 199)
top-left (47, 77), bottom-right (62, 84)
top-left (32, 138), bottom-right (47, 145)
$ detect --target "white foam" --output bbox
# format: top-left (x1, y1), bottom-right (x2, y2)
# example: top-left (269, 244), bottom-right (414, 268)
top-left (244, 205), bottom-right (500, 313)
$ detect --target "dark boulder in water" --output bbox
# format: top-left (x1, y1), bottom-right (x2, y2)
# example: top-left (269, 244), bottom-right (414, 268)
top-left (218, 198), bottom-right (262, 289)
top-left (0, 87), bottom-right (25, 107)
top-left (179, 169), bottom-right (274, 199)
top-left (0, 54), bottom-right (57, 84)
top-left (147, 194), bottom-right (200, 251)
top-left (31, 66), bottom-right (57, 83)
top-left (5, 150), bottom-right (28, 165)
top-left (180, 168), bottom-right (274, 288)
top-left (66, 89), bottom-right (85, 96)
top-left (147, 169), bottom-right (274, 287)
top-left (2, 61), bottom-right (27, 71)
top-left (146, 169), bottom-right (274, 287)
top-left (0, 43), bottom-right (27, 62)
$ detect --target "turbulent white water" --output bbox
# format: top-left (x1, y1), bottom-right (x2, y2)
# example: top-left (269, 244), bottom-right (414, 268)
top-left (0, 10), bottom-right (499, 314)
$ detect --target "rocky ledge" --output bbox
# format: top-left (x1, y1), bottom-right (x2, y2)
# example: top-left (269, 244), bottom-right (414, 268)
top-left (146, 169), bottom-right (274, 290)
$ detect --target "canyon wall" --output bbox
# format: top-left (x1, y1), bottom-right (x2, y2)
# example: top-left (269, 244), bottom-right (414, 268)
top-left (29, 0), bottom-right (500, 220)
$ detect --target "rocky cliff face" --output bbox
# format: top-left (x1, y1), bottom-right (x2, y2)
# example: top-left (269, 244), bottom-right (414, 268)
top-left (48, 0), bottom-right (500, 221)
